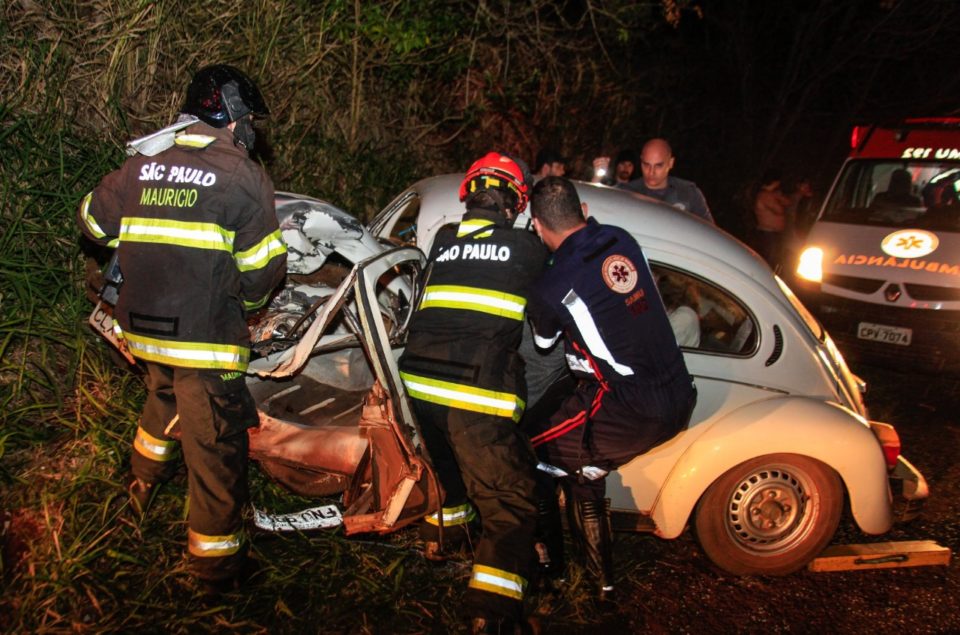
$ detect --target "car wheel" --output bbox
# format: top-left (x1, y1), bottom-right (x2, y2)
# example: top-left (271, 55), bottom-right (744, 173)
top-left (694, 453), bottom-right (842, 576)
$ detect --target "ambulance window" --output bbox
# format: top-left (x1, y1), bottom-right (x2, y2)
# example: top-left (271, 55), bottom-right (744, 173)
top-left (651, 264), bottom-right (757, 356)
top-left (823, 160), bottom-right (959, 230)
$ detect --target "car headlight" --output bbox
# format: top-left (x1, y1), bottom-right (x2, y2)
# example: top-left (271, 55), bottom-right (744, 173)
top-left (796, 247), bottom-right (823, 282)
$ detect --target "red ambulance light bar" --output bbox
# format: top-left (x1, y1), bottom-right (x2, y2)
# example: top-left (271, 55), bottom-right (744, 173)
top-left (850, 125), bottom-right (870, 150)
top-left (904, 117), bottom-right (960, 127)
top-left (850, 118), bottom-right (960, 149)
top-left (848, 118), bottom-right (960, 159)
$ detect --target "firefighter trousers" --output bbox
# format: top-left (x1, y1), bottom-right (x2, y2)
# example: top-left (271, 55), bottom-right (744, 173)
top-left (410, 399), bottom-right (539, 622)
top-left (131, 363), bottom-right (259, 581)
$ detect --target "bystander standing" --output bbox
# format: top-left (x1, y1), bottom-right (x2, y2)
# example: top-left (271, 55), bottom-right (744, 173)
top-left (533, 148), bottom-right (567, 181)
top-left (622, 138), bottom-right (714, 223)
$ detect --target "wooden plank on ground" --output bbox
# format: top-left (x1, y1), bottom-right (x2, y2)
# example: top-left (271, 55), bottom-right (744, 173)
top-left (809, 540), bottom-right (951, 572)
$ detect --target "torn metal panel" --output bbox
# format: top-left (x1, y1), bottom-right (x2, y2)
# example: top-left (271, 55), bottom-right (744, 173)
top-left (277, 197), bottom-right (369, 275)
top-left (250, 196), bottom-right (414, 378)
top-left (341, 382), bottom-right (440, 535)
top-left (245, 236), bottom-right (436, 535)
top-left (247, 261), bottom-right (359, 377)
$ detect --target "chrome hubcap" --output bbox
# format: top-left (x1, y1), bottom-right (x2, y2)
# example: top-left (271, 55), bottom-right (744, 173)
top-left (725, 466), bottom-right (814, 555)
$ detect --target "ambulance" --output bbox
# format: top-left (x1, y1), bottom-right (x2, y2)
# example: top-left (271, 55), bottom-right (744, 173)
top-left (795, 118), bottom-right (960, 371)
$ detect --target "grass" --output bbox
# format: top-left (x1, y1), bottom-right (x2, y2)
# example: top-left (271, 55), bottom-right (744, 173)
top-left (2, 357), bottom-right (609, 632)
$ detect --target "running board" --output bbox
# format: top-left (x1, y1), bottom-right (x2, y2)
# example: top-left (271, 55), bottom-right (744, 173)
top-left (610, 509), bottom-right (657, 532)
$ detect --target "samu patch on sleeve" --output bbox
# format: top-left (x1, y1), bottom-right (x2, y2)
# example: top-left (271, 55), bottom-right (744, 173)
top-left (624, 288), bottom-right (648, 315)
top-left (601, 254), bottom-right (638, 294)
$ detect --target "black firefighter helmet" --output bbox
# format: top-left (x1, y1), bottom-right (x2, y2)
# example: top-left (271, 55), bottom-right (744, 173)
top-left (181, 64), bottom-right (270, 128)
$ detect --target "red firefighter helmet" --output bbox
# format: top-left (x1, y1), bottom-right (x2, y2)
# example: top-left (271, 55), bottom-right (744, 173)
top-left (458, 152), bottom-right (533, 214)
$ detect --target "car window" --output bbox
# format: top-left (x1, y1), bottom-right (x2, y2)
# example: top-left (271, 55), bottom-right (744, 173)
top-left (375, 193), bottom-right (420, 247)
top-left (651, 264), bottom-right (757, 355)
top-left (822, 160), bottom-right (960, 231)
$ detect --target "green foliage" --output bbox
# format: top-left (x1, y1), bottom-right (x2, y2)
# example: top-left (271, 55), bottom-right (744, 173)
top-left (0, 96), bottom-right (123, 440)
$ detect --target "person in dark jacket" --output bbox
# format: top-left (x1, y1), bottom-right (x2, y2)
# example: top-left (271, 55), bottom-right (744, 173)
top-left (622, 138), bottom-right (714, 223)
top-left (526, 176), bottom-right (696, 600)
top-left (78, 64), bottom-right (287, 592)
top-left (399, 152), bottom-right (547, 634)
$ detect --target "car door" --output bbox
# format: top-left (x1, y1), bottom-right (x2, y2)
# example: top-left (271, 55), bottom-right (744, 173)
top-left (606, 255), bottom-right (780, 514)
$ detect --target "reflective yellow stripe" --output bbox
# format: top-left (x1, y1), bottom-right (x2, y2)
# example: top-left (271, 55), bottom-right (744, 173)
top-left (457, 218), bottom-right (495, 238)
top-left (174, 134), bottom-right (216, 148)
top-left (125, 332), bottom-right (249, 371)
top-left (400, 372), bottom-right (524, 422)
top-left (243, 295), bottom-right (270, 311)
top-left (119, 217), bottom-right (236, 252)
top-left (419, 285), bottom-right (526, 321)
top-left (425, 503), bottom-right (477, 527)
top-left (79, 192), bottom-right (105, 238)
top-left (188, 529), bottom-right (242, 558)
top-left (79, 191), bottom-right (119, 246)
top-left (133, 426), bottom-right (178, 462)
top-left (468, 564), bottom-right (526, 601)
top-left (235, 229), bottom-right (286, 272)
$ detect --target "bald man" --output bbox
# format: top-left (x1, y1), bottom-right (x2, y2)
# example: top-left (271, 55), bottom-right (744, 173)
top-left (622, 138), bottom-right (714, 223)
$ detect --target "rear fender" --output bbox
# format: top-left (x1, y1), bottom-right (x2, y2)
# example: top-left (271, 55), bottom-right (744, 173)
top-left (649, 397), bottom-right (892, 538)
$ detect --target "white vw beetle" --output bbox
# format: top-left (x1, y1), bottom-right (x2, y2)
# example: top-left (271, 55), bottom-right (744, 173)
top-left (367, 175), bottom-right (928, 575)
top-left (124, 179), bottom-right (924, 576)
top-left (92, 128), bottom-right (927, 575)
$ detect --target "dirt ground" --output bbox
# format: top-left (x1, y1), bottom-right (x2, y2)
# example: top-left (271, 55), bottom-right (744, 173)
top-left (543, 362), bottom-right (959, 634)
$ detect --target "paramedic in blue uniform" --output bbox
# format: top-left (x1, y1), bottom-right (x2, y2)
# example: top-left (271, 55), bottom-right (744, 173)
top-left (398, 152), bottom-right (547, 634)
top-left (526, 176), bottom-right (696, 599)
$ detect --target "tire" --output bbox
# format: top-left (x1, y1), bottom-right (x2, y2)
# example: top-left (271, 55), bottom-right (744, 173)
top-left (694, 453), bottom-right (843, 576)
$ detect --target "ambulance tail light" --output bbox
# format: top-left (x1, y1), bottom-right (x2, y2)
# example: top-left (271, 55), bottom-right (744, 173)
top-left (797, 247), bottom-right (823, 283)
top-left (869, 421), bottom-right (901, 471)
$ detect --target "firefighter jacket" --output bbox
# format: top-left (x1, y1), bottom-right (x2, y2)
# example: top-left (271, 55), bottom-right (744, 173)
top-left (78, 122), bottom-right (287, 371)
top-left (399, 208), bottom-right (548, 421)
top-left (528, 218), bottom-right (689, 389)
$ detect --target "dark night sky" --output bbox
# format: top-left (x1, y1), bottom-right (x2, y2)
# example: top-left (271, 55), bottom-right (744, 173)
top-left (592, 0), bottom-right (960, 234)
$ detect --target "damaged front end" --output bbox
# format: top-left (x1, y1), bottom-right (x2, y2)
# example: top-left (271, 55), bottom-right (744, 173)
top-left (247, 195), bottom-right (440, 534)
top-left (89, 193), bottom-right (441, 535)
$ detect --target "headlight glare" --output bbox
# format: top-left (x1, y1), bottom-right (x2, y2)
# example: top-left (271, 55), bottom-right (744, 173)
top-left (797, 247), bottom-right (823, 282)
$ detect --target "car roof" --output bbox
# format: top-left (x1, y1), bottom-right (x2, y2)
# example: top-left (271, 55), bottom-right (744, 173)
top-left (411, 174), bottom-right (775, 288)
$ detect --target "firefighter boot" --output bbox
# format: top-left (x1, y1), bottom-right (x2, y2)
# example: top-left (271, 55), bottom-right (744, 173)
top-left (534, 495), bottom-right (567, 588)
top-left (422, 517), bottom-right (477, 562)
top-left (199, 555), bottom-right (264, 597)
top-left (470, 616), bottom-right (535, 635)
top-left (126, 474), bottom-right (157, 516)
top-left (571, 499), bottom-right (615, 601)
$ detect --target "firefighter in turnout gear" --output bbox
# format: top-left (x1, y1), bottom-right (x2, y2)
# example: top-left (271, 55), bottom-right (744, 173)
top-left (399, 153), bottom-right (547, 632)
top-left (77, 64), bottom-right (286, 590)
top-left (526, 177), bottom-right (696, 600)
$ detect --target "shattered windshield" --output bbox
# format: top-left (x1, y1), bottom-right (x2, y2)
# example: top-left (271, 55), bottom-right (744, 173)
top-left (822, 160), bottom-right (960, 231)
